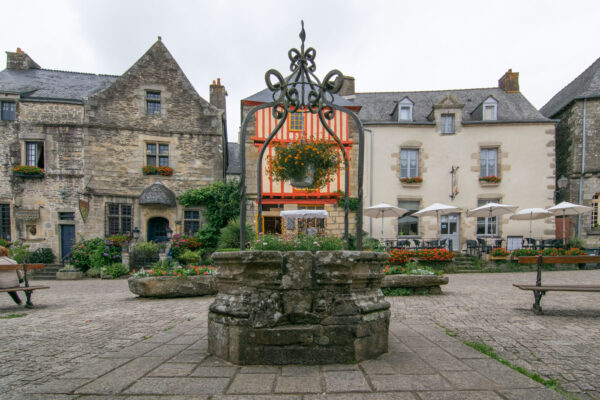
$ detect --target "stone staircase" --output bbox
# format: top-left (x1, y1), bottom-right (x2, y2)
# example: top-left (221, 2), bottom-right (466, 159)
top-left (453, 254), bottom-right (478, 272)
top-left (30, 263), bottom-right (61, 280)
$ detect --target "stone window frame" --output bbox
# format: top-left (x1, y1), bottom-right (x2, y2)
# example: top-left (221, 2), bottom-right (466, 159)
top-left (398, 97), bottom-right (414, 122)
top-left (440, 114), bottom-right (455, 135)
top-left (476, 197), bottom-right (501, 237)
top-left (183, 209), bottom-right (202, 236)
top-left (0, 203), bottom-right (10, 241)
top-left (146, 90), bottom-right (161, 115)
top-left (1, 100), bottom-right (16, 121)
top-left (105, 203), bottom-right (133, 237)
top-left (146, 142), bottom-right (170, 167)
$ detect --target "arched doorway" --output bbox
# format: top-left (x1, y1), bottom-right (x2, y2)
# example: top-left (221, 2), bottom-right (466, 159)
top-left (147, 217), bottom-right (170, 242)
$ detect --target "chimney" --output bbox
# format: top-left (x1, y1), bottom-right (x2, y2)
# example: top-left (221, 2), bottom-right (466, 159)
top-left (209, 78), bottom-right (227, 116)
top-left (498, 69), bottom-right (519, 93)
top-left (6, 48), bottom-right (41, 70)
top-left (339, 75), bottom-right (355, 97)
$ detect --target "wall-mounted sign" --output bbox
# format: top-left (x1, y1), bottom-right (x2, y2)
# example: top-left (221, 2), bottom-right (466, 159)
top-left (14, 209), bottom-right (40, 221)
top-left (79, 199), bottom-right (89, 223)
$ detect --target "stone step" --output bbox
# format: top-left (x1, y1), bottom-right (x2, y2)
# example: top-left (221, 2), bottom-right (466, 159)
top-left (30, 264), bottom-right (62, 280)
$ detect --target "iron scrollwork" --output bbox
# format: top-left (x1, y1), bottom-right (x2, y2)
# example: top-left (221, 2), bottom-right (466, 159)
top-left (240, 21), bottom-right (365, 250)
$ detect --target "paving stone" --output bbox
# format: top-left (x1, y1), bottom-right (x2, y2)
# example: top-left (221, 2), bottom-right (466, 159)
top-left (359, 359), bottom-right (396, 375)
top-left (199, 355), bottom-right (233, 367)
top-left (59, 358), bottom-right (130, 379)
top-left (497, 388), bottom-right (567, 400)
top-left (190, 366), bottom-right (237, 377)
top-left (304, 394), bottom-right (416, 400)
top-left (212, 395), bottom-right (301, 400)
top-left (369, 374), bottom-right (453, 391)
top-left (123, 377), bottom-right (230, 395)
top-left (320, 364), bottom-right (360, 371)
top-left (280, 365), bottom-right (320, 377)
top-left (381, 352), bottom-right (436, 374)
top-left (323, 370), bottom-right (371, 392)
top-left (168, 335), bottom-right (201, 345)
top-left (143, 344), bottom-right (189, 359)
top-left (75, 357), bottom-right (164, 394)
top-left (274, 376), bottom-right (322, 393)
top-left (148, 362), bottom-right (197, 377)
top-left (416, 391), bottom-right (505, 400)
top-left (240, 366), bottom-right (281, 374)
top-left (462, 358), bottom-right (542, 388)
top-left (169, 350), bottom-right (209, 363)
top-left (22, 378), bottom-right (90, 394)
top-left (439, 371), bottom-right (496, 390)
top-left (227, 373), bottom-right (276, 394)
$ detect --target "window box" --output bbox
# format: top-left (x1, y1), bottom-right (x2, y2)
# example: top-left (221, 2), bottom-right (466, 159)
top-left (479, 176), bottom-right (501, 186)
top-left (12, 166), bottom-right (45, 178)
top-left (401, 182), bottom-right (422, 188)
top-left (142, 165), bottom-right (173, 176)
top-left (400, 176), bottom-right (422, 188)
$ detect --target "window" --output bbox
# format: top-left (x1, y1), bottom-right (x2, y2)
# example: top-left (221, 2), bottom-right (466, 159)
top-left (0, 204), bottom-right (10, 241)
top-left (477, 199), bottom-right (499, 236)
top-left (400, 149), bottom-right (419, 178)
top-left (398, 98), bottom-right (413, 121)
top-left (480, 148), bottom-right (498, 177)
top-left (297, 205), bottom-right (325, 234)
top-left (482, 97), bottom-right (498, 121)
top-left (592, 194), bottom-right (599, 228)
top-left (398, 200), bottom-right (420, 236)
top-left (184, 210), bottom-right (201, 235)
top-left (1, 101), bottom-right (15, 121)
top-left (146, 91), bottom-right (161, 115)
top-left (441, 114), bottom-right (455, 134)
top-left (288, 112), bottom-right (304, 132)
top-left (146, 143), bottom-right (169, 167)
top-left (25, 142), bottom-right (44, 168)
top-left (58, 212), bottom-right (75, 221)
top-left (106, 203), bottom-right (132, 236)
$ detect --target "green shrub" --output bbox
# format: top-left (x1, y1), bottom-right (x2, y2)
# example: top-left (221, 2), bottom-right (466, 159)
top-left (250, 233), bottom-right (345, 252)
top-left (177, 249), bottom-right (202, 266)
top-left (567, 236), bottom-right (585, 250)
top-left (26, 248), bottom-right (55, 264)
top-left (87, 266), bottom-right (102, 278)
top-left (71, 238), bottom-right (122, 272)
top-left (9, 242), bottom-right (30, 264)
top-left (348, 231), bottom-right (385, 251)
top-left (0, 238), bottom-right (11, 248)
top-left (102, 263), bottom-right (128, 279)
top-left (218, 218), bottom-right (255, 249)
top-left (171, 234), bottom-right (203, 262)
top-left (130, 241), bottom-right (161, 268)
top-left (336, 191), bottom-right (360, 212)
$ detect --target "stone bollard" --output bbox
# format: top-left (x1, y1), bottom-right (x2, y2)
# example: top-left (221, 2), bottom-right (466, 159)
top-left (208, 250), bottom-right (390, 365)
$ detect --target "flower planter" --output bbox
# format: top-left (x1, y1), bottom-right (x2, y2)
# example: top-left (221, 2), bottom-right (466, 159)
top-left (401, 182), bottom-right (422, 188)
top-left (128, 275), bottom-right (217, 298)
top-left (14, 172), bottom-right (44, 179)
top-left (290, 164), bottom-right (315, 188)
top-left (489, 255), bottom-right (509, 261)
top-left (208, 250), bottom-right (390, 365)
top-left (382, 274), bottom-right (449, 294)
top-left (56, 269), bottom-right (84, 280)
top-left (479, 181), bottom-right (500, 187)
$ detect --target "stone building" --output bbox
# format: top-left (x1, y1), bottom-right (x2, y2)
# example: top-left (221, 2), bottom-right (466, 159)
top-left (358, 70), bottom-right (556, 250)
top-left (541, 56), bottom-right (600, 246)
top-left (240, 77), bottom-right (361, 237)
top-left (0, 39), bottom-right (226, 260)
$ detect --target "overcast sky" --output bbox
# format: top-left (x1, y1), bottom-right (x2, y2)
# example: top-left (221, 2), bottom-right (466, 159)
top-left (3, 0), bottom-right (599, 141)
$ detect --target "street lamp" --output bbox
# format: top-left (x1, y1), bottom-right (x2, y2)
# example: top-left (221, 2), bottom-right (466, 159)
top-left (132, 227), bottom-right (140, 240)
top-left (558, 175), bottom-right (568, 190)
top-left (166, 227), bottom-right (173, 240)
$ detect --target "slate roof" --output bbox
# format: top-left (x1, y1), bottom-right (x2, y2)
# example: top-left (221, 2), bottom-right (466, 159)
top-left (0, 68), bottom-right (118, 103)
top-left (540, 56), bottom-right (600, 118)
top-left (227, 142), bottom-right (241, 175)
top-left (243, 85), bottom-right (357, 108)
top-left (356, 87), bottom-right (550, 124)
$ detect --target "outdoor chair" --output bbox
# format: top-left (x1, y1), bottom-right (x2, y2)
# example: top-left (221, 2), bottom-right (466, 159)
top-left (397, 239), bottom-right (411, 249)
top-left (524, 238), bottom-right (537, 249)
top-left (438, 238), bottom-right (448, 250)
top-left (411, 239), bottom-right (422, 250)
top-left (493, 238), bottom-right (504, 248)
top-left (477, 238), bottom-right (490, 254)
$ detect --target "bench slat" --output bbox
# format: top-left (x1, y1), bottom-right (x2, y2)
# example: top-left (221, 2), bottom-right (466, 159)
top-left (513, 284), bottom-right (600, 292)
top-left (0, 264), bottom-right (45, 271)
top-left (0, 286), bottom-right (50, 292)
top-left (518, 256), bottom-right (600, 264)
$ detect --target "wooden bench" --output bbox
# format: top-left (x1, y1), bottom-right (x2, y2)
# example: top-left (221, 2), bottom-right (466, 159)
top-left (513, 255), bottom-right (600, 314)
top-left (0, 263), bottom-right (49, 308)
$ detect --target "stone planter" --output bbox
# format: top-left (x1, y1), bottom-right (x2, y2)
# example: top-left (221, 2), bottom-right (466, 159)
top-left (128, 275), bottom-right (217, 298)
top-left (208, 250), bottom-right (390, 365)
top-left (56, 269), bottom-right (84, 280)
top-left (382, 274), bottom-right (449, 294)
top-left (14, 172), bottom-right (44, 179)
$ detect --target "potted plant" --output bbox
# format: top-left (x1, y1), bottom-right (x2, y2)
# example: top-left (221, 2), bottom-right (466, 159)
top-left (266, 139), bottom-right (341, 189)
top-left (479, 175), bottom-right (501, 184)
top-left (381, 260), bottom-right (449, 295)
top-left (12, 165), bottom-right (45, 178)
top-left (400, 176), bottom-right (423, 185)
top-left (142, 165), bottom-right (173, 176)
top-left (489, 247), bottom-right (510, 260)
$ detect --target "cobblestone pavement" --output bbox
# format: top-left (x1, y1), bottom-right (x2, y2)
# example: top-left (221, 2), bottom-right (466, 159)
top-left (0, 271), bottom-right (597, 399)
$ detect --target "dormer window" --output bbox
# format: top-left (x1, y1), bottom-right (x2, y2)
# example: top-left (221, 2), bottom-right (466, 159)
top-left (441, 114), bottom-right (455, 134)
top-left (146, 91), bottom-right (161, 115)
top-left (483, 97), bottom-right (497, 121)
top-left (398, 98), bottom-right (413, 122)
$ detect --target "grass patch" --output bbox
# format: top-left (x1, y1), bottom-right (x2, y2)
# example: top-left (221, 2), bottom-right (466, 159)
top-left (461, 340), bottom-right (579, 400)
top-left (142, 335), bottom-right (153, 340)
top-left (0, 313), bottom-right (27, 319)
top-left (164, 326), bottom-right (174, 331)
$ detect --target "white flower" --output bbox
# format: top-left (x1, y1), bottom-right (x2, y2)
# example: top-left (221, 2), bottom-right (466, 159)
top-left (263, 242), bottom-right (268, 245)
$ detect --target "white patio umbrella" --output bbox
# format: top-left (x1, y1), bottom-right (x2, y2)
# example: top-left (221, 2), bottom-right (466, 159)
top-left (509, 208), bottom-right (552, 236)
top-left (413, 203), bottom-right (461, 236)
top-left (466, 202), bottom-right (518, 219)
top-left (546, 201), bottom-right (592, 245)
top-left (364, 203), bottom-right (408, 239)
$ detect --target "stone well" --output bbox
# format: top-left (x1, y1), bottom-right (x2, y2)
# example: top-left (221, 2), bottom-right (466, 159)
top-left (208, 250), bottom-right (390, 365)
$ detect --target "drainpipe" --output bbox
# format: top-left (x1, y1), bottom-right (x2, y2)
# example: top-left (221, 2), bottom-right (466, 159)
top-left (365, 128), bottom-right (373, 236)
top-left (577, 99), bottom-right (587, 237)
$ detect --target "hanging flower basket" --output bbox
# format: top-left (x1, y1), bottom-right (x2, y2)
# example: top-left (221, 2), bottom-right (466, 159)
top-left (267, 139), bottom-right (341, 189)
top-left (12, 165), bottom-right (45, 178)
